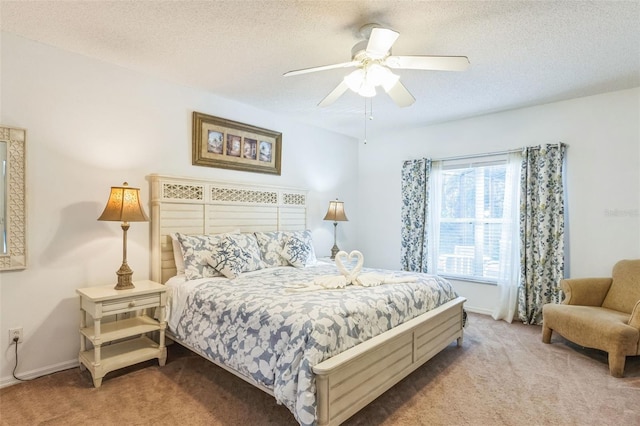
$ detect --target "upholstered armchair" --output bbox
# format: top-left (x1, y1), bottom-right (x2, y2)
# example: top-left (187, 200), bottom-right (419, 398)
top-left (542, 259), bottom-right (640, 377)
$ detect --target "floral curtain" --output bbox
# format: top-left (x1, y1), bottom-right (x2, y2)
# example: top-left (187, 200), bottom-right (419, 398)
top-left (401, 158), bottom-right (431, 272)
top-left (518, 143), bottom-right (566, 325)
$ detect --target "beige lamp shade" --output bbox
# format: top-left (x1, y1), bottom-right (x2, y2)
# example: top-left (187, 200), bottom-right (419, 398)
top-left (323, 200), bottom-right (348, 222)
top-left (98, 183), bottom-right (149, 223)
top-left (98, 182), bottom-right (148, 290)
top-left (324, 199), bottom-right (348, 259)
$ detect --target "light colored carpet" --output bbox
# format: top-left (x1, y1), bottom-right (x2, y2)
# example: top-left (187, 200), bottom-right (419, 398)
top-left (1, 313), bottom-right (638, 425)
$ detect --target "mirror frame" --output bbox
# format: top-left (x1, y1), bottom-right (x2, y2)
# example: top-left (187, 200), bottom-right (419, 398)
top-left (0, 125), bottom-right (26, 270)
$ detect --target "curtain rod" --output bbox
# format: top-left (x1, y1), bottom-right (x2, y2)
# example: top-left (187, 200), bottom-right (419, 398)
top-left (433, 149), bottom-right (521, 162)
top-left (433, 143), bottom-right (567, 162)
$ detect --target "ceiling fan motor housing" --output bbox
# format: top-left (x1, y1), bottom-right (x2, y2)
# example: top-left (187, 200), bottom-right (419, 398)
top-left (358, 23), bottom-right (384, 38)
top-left (351, 40), bottom-right (370, 61)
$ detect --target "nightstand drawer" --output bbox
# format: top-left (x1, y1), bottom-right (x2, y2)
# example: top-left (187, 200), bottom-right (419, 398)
top-left (102, 294), bottom-right (160, 314)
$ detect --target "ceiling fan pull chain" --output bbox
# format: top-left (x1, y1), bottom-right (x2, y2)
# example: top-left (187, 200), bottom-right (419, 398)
top-left (363, 97), bottom-right (368, 144)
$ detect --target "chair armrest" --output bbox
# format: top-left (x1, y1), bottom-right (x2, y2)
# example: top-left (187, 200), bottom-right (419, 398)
top-left (629, 300), bottom-right (640, 330)
top-left (561, 277), bottom-right (612, 306)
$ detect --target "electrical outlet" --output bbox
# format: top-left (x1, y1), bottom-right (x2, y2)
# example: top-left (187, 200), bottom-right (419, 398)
top-left (9, 327), bottom-right (23, 344)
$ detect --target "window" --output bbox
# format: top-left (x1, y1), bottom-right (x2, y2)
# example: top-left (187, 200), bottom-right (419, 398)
top-left (433, 157), bottom-right (512, 282)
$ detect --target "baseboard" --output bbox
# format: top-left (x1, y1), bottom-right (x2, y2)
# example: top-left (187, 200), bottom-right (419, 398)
top-left (0, 359), bottom-right (79, 389)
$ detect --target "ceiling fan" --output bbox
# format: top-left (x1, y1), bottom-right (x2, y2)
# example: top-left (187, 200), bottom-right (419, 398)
top-left (283, 24), bottom-right (470, 108)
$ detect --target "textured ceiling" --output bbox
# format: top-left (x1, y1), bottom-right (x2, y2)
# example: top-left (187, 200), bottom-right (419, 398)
top-left (2, 1), bottom-right (639, 139)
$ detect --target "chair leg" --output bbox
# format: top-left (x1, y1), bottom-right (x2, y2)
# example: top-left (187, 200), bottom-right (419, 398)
top-left (608, 353), bottom-right (626, 378)
top-left (542, 325), bottom-right (553, 343)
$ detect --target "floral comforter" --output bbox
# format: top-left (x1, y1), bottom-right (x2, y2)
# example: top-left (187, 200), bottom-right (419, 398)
top-left (170, 262), bottom-right (458, 425)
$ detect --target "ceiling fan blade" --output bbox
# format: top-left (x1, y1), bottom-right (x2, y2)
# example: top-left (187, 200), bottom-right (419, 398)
top-left (365, 28), bottom-right (399, 59)
top-left (283, 61), bottom-right (359, 77)
top-left (386, 55), bottom-right (470, 71)
top-left (318, 80), bottom-right (349, 107)
top-left (384, 80), bottom-right (416, 108)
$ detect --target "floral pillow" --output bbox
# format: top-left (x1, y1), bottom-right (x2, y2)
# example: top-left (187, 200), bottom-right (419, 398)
top-left (175, 231), bottom-right (238, 281)
top-left (291, 229), bottom-right (318, 265)
top-left (280, 230), bottom-right (317, 268)
top-left (280, 236), bottom-right (311, 268)
top-left (254, 231), bottom-right (289, 268)
top-left (207, 233), bottom-right (266, 278)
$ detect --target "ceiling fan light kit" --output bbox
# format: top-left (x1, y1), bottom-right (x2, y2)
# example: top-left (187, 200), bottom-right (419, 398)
top-left (284, 24), bottom-right (470, 108)
top-left (344, 63), bottom-right (400, 98)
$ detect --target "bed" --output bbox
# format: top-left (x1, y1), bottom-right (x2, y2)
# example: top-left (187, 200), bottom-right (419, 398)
top-left (149, 174), bottom-right (466, 426)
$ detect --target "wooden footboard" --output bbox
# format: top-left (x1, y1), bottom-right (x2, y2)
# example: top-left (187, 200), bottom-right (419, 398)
top-left (313, 296), bottom-right (466, 426)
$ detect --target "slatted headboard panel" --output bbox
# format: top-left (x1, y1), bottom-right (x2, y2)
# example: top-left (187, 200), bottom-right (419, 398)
top-left (149, 174), bottom-right (307, 283)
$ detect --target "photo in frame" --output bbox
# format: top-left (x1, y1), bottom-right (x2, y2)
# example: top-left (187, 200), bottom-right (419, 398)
top-left (192, 112), bottom-right (282, 175)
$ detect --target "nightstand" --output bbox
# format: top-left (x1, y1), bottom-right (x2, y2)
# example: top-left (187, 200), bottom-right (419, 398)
top-left (76, 280), bottom-right (167, 387)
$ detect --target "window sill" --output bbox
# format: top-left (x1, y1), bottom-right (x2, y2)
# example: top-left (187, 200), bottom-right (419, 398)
top-left (440, 275), bottom-right (497, 286)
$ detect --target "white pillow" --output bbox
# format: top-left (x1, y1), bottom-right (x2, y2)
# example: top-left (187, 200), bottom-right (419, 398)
top-left (207, 233), bottom-right (266, 278)
top-left (170, 233), bottom-right (186, 275)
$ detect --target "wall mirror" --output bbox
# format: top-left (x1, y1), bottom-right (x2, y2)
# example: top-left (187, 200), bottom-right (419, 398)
top-left (0, 125), bottom-right (26, 270)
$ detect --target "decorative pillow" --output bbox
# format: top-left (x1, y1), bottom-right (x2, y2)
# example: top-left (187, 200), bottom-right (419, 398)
top-left (281, 236), bottom-right (312, 268)
top-left (176, 231), bottom-right (238, 281)
top-left (170, 233), bottom-right (186, 275)
top-left (254, 231), bottom-right (289, 267)
top-left (208, 233), bottom-right (266, 278)
top-left (280, 230), bottom-right (317, 267)
top-left (291, 229), bottom-right (318, 266)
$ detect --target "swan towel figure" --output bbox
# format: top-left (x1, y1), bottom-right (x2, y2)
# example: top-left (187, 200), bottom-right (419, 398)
top-left (285, 250), bottom-right (418, 293)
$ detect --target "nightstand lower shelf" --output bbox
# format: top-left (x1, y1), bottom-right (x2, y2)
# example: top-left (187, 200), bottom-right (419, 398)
top-left (80, 315), bottom-right (160, 343)
top-left (79, 336), bottom-right (167, 387)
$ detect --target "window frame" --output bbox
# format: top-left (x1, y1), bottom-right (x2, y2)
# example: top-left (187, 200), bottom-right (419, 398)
top-left (433, 155), bottom-right (510, 284)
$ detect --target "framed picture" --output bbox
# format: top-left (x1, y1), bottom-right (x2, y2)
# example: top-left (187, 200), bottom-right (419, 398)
top-left (192, 112), bottom-right (282, 175)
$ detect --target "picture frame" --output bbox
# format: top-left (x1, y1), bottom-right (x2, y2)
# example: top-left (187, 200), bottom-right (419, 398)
top-left (192, 112), bottom-right (282, 175)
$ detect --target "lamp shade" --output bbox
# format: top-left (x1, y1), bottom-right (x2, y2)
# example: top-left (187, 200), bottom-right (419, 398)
top-left (344, 69), bottom-right (365, 92)
top-left (98, 182), bottom-right (149, 223)
top-left (323, 200), bottom-right (348, 222)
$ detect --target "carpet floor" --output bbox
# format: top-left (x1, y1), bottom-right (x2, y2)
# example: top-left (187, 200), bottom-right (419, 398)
top-left (1, 313), bottom-right (638, 425)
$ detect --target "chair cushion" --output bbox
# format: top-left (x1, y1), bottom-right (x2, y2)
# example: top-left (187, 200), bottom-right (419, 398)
top-left (602, 259), bottom-right (640, 314)
top-left (543, 304), bottom-right (639, 355)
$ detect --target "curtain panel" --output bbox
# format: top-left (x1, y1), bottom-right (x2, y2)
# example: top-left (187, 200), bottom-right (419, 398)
top-left (491, 151), bottom-right (523, 323)
top-left (518, 143), bottom-right (566, 325)
top-left (400, 158), bottom-right (431, 272)
top-left (425, 160), bottom-right (442, 274)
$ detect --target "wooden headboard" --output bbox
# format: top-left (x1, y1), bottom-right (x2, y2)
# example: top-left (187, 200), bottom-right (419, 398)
top-left (149, 174), bottom-right (308, 283)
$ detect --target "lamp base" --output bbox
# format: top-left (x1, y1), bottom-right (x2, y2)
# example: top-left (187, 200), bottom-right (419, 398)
top-left (330, 244), bottom-right (340, 260)
top-left (114, 262), bottom-right (135, 290)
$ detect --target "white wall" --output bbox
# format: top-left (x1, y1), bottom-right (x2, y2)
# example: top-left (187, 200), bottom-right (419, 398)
top-left (358, 88), bottom-right (640, 314)
top-left (0, 33), bottom-right (359, 385)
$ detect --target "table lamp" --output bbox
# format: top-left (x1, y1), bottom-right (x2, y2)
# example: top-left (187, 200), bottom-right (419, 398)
top-left (323, 199), bottom-right (348, 259)
top-left (98, 182), bottom-right (149, 290)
